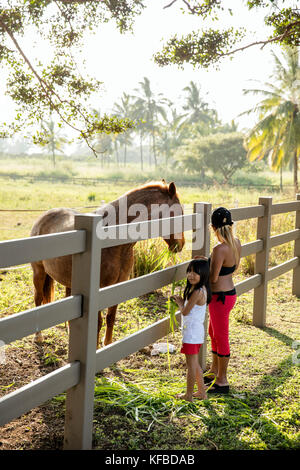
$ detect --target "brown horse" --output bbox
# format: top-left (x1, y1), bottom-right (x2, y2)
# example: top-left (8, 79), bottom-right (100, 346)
top-left (30, 181), bottom-right (185, 347)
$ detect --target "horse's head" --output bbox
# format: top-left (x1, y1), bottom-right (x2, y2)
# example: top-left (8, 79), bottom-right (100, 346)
top-left (160, 181), bottom-right (185, 253)
top-left (117, 180), bottom-right (185, 252)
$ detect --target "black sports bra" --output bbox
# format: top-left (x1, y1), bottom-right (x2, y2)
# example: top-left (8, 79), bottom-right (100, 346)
top-left (219, 265), bottom-right (236, 276)
top-left (208, 257), bottom-right (235, 276)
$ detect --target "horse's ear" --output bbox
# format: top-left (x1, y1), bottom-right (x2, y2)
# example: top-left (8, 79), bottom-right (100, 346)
top-left (168, 182), bottom-right (176, 198)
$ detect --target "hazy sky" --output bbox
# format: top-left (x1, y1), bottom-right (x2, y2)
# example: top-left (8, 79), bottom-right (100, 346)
top-left (81, 1), bottom-right (282, 130)
top-left (0, 1), bottom-right (283, 133)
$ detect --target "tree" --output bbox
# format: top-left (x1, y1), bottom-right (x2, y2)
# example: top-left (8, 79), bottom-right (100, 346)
top-left (92, 133), bottom-right (114, 168)
top-left (1, 1), bottom-right (298, 150)
top-left (156, 102), bottom-right (187, 166)
top-left (133, 77), bottom-right (167, 167)
top-left (0, 1), bottom-right (139, 152)
top-left (175, 132), bottom-right (247, 183)
top-left (112, 93), bottom-right (135, 167)
top-left (38, 118), bottom-right (67, 167)
top-left (243, 46), bottom-right (300, 191)
top-left (154, 1), bottom-right (300, 68)
top-left (183, 81), bottom-right (217, 127)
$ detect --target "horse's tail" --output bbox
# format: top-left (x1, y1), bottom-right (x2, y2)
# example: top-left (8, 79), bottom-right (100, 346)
top-left (43, 274), bottom-right (55, 304)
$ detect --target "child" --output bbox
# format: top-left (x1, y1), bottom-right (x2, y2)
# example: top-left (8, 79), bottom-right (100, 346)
top-left (172, 258), bottom-right (211, 401)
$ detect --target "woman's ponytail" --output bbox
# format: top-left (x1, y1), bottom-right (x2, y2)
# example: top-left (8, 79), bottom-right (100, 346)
top-left (215, 225), bottom-right (239, 266)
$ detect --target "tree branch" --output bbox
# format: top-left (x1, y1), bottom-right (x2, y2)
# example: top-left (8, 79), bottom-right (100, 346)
top-left (216, 21), bottom-right (300, 59)
top-left (163, 0), bottom-right (178, 8)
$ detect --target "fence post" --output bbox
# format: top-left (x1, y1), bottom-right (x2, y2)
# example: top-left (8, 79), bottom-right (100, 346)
top-left (253, 197), bottom-right (272, 327)
top-left (292, 193), bottom-right (300, 298)
top-left (64, 214), bottom-right (102, 450)
top-left (192, 202), bottom-right (211, 370)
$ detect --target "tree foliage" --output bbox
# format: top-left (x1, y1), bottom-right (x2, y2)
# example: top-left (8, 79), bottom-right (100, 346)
top-left (1, 0), bottom-right (298, 154)
top-left (0, 0), bottom-right (143, 152)
top-left (243, 46), bottom-right (300, 190)
top-left (175, 132), bottom-right (248, 182)
top-left (154, 1), bottom-right (300, 68)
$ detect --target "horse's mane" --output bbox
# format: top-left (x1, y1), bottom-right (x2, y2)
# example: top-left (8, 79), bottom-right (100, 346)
top-left (124, 180), bottom-right (177, 197)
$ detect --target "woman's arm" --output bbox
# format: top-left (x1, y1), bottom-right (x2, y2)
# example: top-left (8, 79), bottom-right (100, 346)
top-left (172, 289), bottom-right (205, 316)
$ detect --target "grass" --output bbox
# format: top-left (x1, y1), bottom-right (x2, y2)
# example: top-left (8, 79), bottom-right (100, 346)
top-left (0, 173), bottom-right (299, 450)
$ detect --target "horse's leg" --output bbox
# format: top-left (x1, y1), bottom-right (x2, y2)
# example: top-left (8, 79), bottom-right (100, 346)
top-left (32, 262), bottom-right (46, 343)
top-left (104, 305), bottom-right (117, 346)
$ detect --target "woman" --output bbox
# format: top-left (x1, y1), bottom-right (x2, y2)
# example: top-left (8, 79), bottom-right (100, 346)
top-left (206, 207), bottom-right (241, 394)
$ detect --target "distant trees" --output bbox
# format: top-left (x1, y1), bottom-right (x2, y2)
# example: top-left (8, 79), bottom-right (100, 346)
top-left (175, 132), bottom-right (247, 183)
top-left (99, 76), bottom-right (238, 172)
top-left (243, 46), bottom-right (300, 191)
top-left (37, 118), bottom-right (67, 166)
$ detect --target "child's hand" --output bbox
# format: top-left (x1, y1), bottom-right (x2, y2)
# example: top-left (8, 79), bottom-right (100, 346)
top-left (171, 295), bottom-right (183, 307)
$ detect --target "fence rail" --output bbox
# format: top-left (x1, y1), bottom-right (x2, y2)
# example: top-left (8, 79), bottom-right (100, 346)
top-left (0, 195), bottom-right (299, 449)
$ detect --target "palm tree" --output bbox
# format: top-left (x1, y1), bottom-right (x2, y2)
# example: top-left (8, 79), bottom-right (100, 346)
top-left (183, 81), bottom-right (217, 129)
top-left (243, 46), bottom-right (300, 191)
top-left (92, 133), bottom-right (113, 167)
top-left (112, 93), bottom-right (135, 167)
top-left (131, 98), bottom-right (148, 170)
top-left (157, 102), bottom-right (187, 166)
top-left (133, 77), bottom-right (167, 167)
top-left (40, 118), bottom-right (67, 166)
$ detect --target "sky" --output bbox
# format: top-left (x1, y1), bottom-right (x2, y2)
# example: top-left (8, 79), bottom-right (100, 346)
top-left (80, 0), bottom-right (282, 131)
top-left (0, 0), bottom-right (285, 138)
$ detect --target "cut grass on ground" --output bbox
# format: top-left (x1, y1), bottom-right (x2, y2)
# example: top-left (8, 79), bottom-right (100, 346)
top-left (0, 270), bottom-right (299, 450)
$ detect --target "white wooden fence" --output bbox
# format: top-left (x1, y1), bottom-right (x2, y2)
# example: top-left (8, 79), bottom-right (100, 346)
top-left (0, 195), bottom-right (299, 450)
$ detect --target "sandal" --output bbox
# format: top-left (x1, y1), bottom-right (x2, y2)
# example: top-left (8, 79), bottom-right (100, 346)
top-left (204, 376), bottom-right (215, 384)
top-left (207, 383), bottom-right (230, 394)
top-left (203, 372), bottom-right (216, 384)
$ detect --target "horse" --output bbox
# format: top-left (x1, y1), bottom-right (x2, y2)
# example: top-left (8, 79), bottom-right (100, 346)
top-left (30, 180), bottom-right (185, 347)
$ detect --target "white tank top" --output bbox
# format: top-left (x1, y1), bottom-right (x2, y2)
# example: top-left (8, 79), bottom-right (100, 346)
top-left (181, 301), bottom-right (206, 344)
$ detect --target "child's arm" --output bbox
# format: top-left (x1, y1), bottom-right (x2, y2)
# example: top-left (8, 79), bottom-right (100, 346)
top-left (172, 289), bottom-right (204, 316)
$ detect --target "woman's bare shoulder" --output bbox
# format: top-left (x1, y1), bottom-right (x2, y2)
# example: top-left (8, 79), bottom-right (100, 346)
top-left (212, 242), bottom-right (228, 255)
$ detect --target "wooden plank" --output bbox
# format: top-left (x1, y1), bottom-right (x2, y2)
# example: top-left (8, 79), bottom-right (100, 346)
top-left (96, 213), bottom-right (201, 248)
top-left (230, 205), bottom-right (264, 221)
top-left (64, 214), bottom-right (102, 450)
top-left (0, 230), bottom-right (86, 269)
top-left (253, 197), bottom-right (272, 327)
top-left (271, 201), bottom-right (300, 215)
top-left (293, 194), bottom-right (300, 297)
top-left (241, 240), bottom-right (264, 257)
top-left (97, 261), bottom-right (190, 311)
top-left (0, 362), bottom-right (80, 427)
top-left (192, 202), bottom-right (211, 370)
top-left (95, 312), bottom-right (181, 373)
top-left (270, 229), bottom-right (300, 248)
top-left (0, 295), bottom-right (82, 345)
top-left (235, 274), bottom-right (262, 296)
top-left (267, 257), bottom-right (299, 282)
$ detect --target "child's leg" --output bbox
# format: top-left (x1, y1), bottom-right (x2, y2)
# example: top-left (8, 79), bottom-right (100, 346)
top-left (177, 354), bottom-right (197, 401)
top-left (194, 361), bottom-right (207, 399)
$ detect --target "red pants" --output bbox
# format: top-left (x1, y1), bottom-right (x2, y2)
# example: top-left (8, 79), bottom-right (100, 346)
top-left (208, 292), bottom-right (237, 357)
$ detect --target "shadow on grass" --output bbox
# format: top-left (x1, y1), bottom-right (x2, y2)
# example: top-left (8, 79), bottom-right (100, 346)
top-left (262, 325), bottom-right (294, 347)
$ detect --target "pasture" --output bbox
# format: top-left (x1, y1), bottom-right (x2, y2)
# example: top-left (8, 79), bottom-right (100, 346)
top-left (0, 175), bottom-right (299, 450)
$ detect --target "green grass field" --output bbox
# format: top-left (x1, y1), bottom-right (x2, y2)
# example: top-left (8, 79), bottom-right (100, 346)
top-left (0, 167), bottom-right (299, 450)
